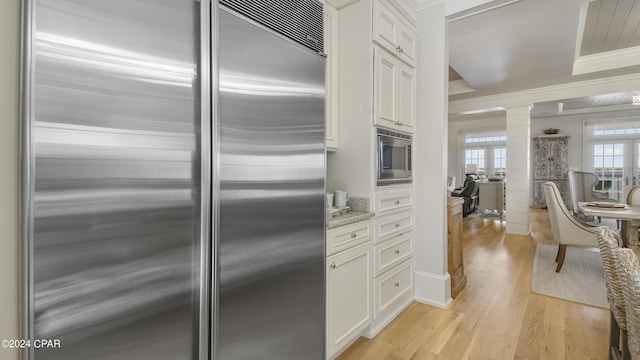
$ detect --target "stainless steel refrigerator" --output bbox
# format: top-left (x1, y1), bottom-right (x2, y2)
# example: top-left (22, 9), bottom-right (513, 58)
top-left (21, 0), bottom-right (325, 359)
top-left (217, 3), bottom-right (325, 360)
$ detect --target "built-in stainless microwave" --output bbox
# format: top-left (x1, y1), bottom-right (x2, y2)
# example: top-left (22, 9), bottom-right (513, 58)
top-left (376, 128), bottom-right (412, 186)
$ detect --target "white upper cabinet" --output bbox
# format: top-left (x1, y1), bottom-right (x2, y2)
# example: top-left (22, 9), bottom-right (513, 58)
top-left (324, 3), bottom-right (339, 151)
top-left (397, 24), bottom-right (417, 65)
top-left (374, 47), bottom-right (415, 133)
top-left (397, 62), bottom-right (415, 131)
top-left (374, 47), bottom-right (398, 130)
top-left (372, 0), bottom-right (416, 67)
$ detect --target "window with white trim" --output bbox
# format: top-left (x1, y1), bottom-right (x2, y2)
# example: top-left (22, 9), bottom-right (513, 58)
top-left (461, 130), bottom-right (507, 177)
top-left (584, 120), bottom-right (640, 202)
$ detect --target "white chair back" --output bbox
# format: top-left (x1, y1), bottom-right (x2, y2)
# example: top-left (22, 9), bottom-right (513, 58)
top-left (628, 185), bottom-right (640, 206)
top-left (543, 182), bottom-right (598, 247)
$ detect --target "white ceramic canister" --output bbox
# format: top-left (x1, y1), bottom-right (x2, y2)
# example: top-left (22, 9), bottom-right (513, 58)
top-left (334, 190), bottom-right (348, 207)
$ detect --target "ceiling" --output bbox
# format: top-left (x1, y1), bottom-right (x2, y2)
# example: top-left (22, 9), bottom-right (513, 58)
top-left (448, 0), bottom-right (640, 112)
top-left (580, 0), bottom-right (640, 56)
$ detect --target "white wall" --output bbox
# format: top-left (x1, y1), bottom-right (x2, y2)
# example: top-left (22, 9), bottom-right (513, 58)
top-left (413, 2), bottom-right (452, 308)
top-left (1, 1), bottom-right (21, 359)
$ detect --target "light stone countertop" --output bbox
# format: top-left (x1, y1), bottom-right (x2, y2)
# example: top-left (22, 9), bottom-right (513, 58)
top-left (326, 210), bottom-right (375, 229)
top-left (325, 196), bottom-right (374, 229)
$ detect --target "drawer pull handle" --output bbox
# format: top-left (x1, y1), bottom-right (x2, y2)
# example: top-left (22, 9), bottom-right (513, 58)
top-left (394, 282), bottom-right (400, 287)
top-left (395, 249), bottom-right (400, 255)
top-left (394, 223), bottom-right (400, 228)
top-left (394, 200), bottom-right (400, 205)
top-left (330, 263), bottom-right (336, 269)
top-left (350, 233), bottom-right (357, 239)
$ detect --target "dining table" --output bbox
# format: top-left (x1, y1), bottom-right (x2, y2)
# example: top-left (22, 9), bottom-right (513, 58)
top-left (579, 201), bottom-right (640, 255)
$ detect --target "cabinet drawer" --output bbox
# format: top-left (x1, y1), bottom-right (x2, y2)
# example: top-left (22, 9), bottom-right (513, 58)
top-left (374, 210), bottom-right (413, 244)
top-left (374, 232), bottom-right (413, 277)
top-left (374, 188), bottom-right (413, 214)
top-left (374, 259), bottom-right (413, 318)
top-left (327, 220), bottom-right (373, 256)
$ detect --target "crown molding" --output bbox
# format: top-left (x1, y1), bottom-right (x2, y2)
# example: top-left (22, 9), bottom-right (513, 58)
top-left (573, 46), bottom-right (640, 76)
top-left (449, 72), bottom-right (640, 114)
top-left (409, 0), bottom-right (443, 11)
top-left (410, 0), bottom-right (511, 15)
top-left (391, 0), bottom-right (419, 21)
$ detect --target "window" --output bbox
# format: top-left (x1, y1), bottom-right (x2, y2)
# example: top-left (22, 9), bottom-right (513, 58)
top-left (493, 147), bottom-right (507, 177)
top-left (464, 148), bottom-right (485, 175)
top-left (461, 131), bottom-right (507, 177)
top-left (585, 120), bottom-right (640, 202)
top-left (465, 131), bottom-right (507, 143)
top-left (590, 121), bottom-right (640, 137)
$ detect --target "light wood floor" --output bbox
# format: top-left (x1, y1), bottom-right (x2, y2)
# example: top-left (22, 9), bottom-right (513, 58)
top-left (338, 208), bottom-right (609, 360)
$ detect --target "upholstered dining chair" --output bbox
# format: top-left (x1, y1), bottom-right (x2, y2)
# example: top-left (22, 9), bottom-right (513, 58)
top-left (543, 181), bottom-right (599, 272)
top-left (618, 248), bottom-right (640, 360)
top-left (595, 226), bottom-right (630, 360)
top-left (568, 170), bottom-right (617, 219)
top-left (629, 186), bottom-right (640, 205)
top-left (627, 186), bottom-right (640, 248)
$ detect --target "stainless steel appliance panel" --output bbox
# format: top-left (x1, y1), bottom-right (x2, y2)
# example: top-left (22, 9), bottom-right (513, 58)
top-left (27, 1), bottom-right (205, 359)
top-left (376, 129), bottom-right (413, 186)
top-left (218, 8), bottom-right (325, 360)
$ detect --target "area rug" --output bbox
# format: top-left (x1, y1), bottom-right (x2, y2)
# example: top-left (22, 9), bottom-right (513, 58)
top-left (531, 244), bottom-right (609, 309)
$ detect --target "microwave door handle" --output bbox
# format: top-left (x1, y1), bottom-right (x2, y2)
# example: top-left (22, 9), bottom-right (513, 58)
top-left (378, 138), bottom-right (384, 178)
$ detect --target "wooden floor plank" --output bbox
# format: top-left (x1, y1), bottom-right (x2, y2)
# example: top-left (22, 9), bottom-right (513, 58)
top-left (337, 208), bottom-right (609, 360)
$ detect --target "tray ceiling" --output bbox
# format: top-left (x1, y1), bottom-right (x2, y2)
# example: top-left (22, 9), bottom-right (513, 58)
top-left (449, 0), bottom-right (640, 103)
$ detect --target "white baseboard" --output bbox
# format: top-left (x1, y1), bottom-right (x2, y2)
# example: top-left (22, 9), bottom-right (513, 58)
top-left (413, 270), bottom-right (452, 309)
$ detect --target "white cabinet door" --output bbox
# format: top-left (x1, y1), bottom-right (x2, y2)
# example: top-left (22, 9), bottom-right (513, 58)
top-left (374, 47), bottom-right (414, 133)
top-left (374, 47), bottom-right (398, 131)
top-left (373, 0), bottom-right (398, 53)
top-left (326, 242), bottom-right (372, 358)
top-left (397, 62), bottom-right (415, 132)
top-left (372, 0), bottom-right (416, 67)
top-left (397, 23), bottom-right (417, 65)
top-left (324, 4), bottom-right (339, 150)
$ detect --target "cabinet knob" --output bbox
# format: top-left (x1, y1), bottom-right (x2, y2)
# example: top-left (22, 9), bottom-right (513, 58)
top-left (395, 45), bottom-right (401, 52)
top-left (395, 249), bottom-right (400, 255)
top-left (330, 263), bottom-right (336, 269)
top-left (350, 232), bottom-right (357, 239)
top-left (399, 47), bottom-right (404, 53)
top-left (394, 223), bottom-right (400, 228)
top-left (394, 200), bottom-right (400, 205)
top-left (394, 282), bottom-right (400, 287)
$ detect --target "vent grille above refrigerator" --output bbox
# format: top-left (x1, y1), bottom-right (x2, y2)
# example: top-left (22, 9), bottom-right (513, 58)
top-left (220, 0), bottom-right (324, 54)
